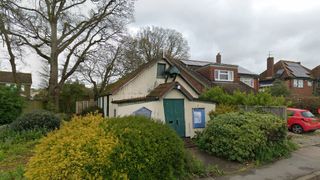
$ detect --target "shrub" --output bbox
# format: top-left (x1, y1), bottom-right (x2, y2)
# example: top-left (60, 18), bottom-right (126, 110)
top-left (25, 115), bottom-right (189, 179)
top-left (0, 86), bottom-right (25, 125)
top-left (199, 87), bottom-right (287, 106)
top-left (209, 104), bottom-right (239, 119)
top-left (10, 110), bottom-right (60, 132)
top-left (80, 106), bottom-right (103, 116)
top-left (196, 112), bottom-right (295, 163)
top-left (102, 116), bottom-right (187, 179)
top-left (290, 96), bottom-right (320, 115)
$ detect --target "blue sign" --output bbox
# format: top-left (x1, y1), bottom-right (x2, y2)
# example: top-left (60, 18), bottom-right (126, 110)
top-left (193, 108), bottom-right (205, 128)
top-left (133, 107), bottom-right (152, 118)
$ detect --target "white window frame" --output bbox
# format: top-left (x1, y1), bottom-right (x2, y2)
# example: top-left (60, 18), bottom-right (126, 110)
top-left (307, 81), bottom-right (313, 87)
top-left (214, 70), bottom-right (234, 81)
top-left (293, 79), bottom-right (304, 88)
top-left (240, 77), bottom-right (254, 88)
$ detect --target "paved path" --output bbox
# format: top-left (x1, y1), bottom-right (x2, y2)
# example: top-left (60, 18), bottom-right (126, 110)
top-left (214, 145), bottom-right (320, 180)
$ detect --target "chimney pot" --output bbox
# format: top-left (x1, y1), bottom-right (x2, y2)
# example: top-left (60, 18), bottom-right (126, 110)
top-left (216, 53), bottom-right (221, 64)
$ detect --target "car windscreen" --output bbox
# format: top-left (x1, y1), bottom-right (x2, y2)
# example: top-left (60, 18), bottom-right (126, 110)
top-left (301, 111), bottom-right (315, 118)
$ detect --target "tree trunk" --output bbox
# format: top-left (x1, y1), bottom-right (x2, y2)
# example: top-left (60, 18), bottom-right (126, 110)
top-left (48, 18), bottom-right (60, 112)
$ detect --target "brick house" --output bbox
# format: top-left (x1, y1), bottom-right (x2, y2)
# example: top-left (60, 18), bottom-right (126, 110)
top-left (0, 71), bottom-right (32, 98)
top-left (181, 53), bottom-right (259, 93)
top-left (259, 57), bottom-right (314, 96)
top-left (311, 65), bottom-right (320, 95)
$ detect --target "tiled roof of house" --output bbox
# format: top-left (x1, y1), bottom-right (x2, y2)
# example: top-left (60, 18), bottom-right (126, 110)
top-left (0, 71), bottom-right (32, 84)
top-left (260, 60), bottom-right (312, 81)
top-left (238, 66), bottom-right (258, 76)
top-left (212, 81), bottom-right (256, 94)
top-left (147, 82), bottom-right (193, 100)
top-left (311, 65), bottom-right (320, 79)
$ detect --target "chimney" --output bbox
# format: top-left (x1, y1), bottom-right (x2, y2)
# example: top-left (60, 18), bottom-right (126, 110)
top-left (216, 53), bottom-right (221, 64)
top-left (267, 57), bottom-right (274, 77)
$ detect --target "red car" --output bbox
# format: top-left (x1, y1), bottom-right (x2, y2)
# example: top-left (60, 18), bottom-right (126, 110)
top-left (287, 108), bottom-right (320, 134)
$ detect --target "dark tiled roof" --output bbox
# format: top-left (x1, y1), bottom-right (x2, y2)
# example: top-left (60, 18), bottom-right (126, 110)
top-left (147, 82), bottom-right (193, 100)
top-left (260, 60), bottom-right (312, 80)
top-left (311, 65), bottom-right (320, 79)
top-left (112, 97), bottom-right (158, 104)
top-left (0, 71), bottom-right (32, 84)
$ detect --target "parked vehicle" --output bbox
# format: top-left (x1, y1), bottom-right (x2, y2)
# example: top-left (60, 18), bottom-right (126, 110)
top-left (287, 108), bottom-right (320, 134)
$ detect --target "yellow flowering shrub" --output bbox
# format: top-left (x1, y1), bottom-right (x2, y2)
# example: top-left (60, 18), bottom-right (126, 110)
top-left (25, 115), bottom-right (189, 179)
top-left (25, 114), bottom-right (119, 179)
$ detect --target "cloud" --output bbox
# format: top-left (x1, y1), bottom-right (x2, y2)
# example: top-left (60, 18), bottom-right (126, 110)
top-left (129, 0), bottom-right (320, 72)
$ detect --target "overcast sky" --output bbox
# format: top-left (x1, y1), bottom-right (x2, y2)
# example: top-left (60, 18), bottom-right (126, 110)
top-left (2, 0), bottom-right (320, 87)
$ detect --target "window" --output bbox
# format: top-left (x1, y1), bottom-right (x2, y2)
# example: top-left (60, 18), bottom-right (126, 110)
top-left (157, 63), bottom-right (166, 78)
top-left (287, 110), bottom-right (295, 117)
top-left (301, 111), bottom-right (315, 118)
top-left (193, 108), bottom-right (205, 128)
top-left (240, 77), bottom-right (254, 88)
top-left (214, 70), bottom-right (234, 81)
top-left (308, 81), bottom-right (313, 87)
top-left (293, 79), bottom-right (303, 88)
top-left (20, 85), bottom-right (25, 92)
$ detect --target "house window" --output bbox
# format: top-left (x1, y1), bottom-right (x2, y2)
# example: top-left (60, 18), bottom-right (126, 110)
top-left (293, 79), bottom-right (303, 88)
top-left (193, 108), bottom-right (205, 128)
top-left (308, 81), bottom-right (313, 87)
top-left (157, 63), bottom-right (166, 78)
top-left (20, 85), bottom-right (25, 92)
top-left (240, 77), bottom-right (254, 88)
top-left (214, 70), bottom-right (234, 81)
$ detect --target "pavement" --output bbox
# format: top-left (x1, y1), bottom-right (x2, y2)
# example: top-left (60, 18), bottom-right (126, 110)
top-left (214, 145), bottom-right (320, 180)
top-left (197, 131), bottom-right (320, 180)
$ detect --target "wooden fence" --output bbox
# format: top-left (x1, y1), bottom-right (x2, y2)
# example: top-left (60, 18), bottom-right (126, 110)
top-left (75, 99), bottom-right (96, 114)
top-left (239, 105), bottom-right (287, 120)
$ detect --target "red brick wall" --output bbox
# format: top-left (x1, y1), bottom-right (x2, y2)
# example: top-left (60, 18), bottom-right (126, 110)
top-left (285, 79), bottom-right (313, 96)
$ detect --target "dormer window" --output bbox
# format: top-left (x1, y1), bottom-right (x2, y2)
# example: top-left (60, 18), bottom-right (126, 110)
top-left (215, 70), bottom-right (234, 81)
top-left (157, 63), bottom-right (166, 78)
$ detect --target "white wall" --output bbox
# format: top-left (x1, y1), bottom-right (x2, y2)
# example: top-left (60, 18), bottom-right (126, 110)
top-left (115, 89), bottom-right (215, 137)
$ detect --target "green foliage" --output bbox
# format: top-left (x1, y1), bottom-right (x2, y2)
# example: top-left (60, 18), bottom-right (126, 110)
top-left (0, 126), bottom-right (43, 177)
top-left (290, 96), bottom-right (320, 115)
top-left (10, 110), bottom-right (61, 132)
top-left (25, 115), bottom-right (190, 179)
top-left (80, 106), bottom-right (103, 116)
top-left (200, 87), bottom-right (287, 106)
top-left (270, 80), bottom-right (290, 97)
top-left (59, 81), bottom-right (90, 114)
top-left (0, 86), bottom-right (25, 125)
top-left (103, 116), bottom-right (188, 179)
top-left (209, 104), bottom-right (239, 119)
top-left (196, 112), bottom-right (295, 163)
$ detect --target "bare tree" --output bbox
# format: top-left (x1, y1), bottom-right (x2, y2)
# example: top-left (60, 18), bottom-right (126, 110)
top-left (121, 26), bottom-right (190, 73)
top-left (1, 0), bottom-right (134, 111)
top-left (77, 42), bottom-right (123, 100)
top-left (0, 1), bottom-right (23, 83)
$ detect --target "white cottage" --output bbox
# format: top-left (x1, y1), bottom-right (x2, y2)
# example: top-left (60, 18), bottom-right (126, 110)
top-left (98, 58), bottom-right (215, 137)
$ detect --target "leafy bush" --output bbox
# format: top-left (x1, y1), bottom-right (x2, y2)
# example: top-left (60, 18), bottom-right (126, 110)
top-left (10, 110), bottom-right (60, 132)
top-left (270, 79), bottom-right (290, 97)
top-left (209, 104), bottom-right (239, 119)
top-left (102, 116), bottom-right (188, 179)
top-left (196, 112), bottom-right (295, 163)
top-left (25, 115), bottom-right (189, 179)
top-left (0, 86), bottom-right (25, 125)
top-left (200, 87), bottom-right (287, 106)
top-left (290, 96), bottom-right (320, 115)
top-left (80, 106), bottom-right (103, 116)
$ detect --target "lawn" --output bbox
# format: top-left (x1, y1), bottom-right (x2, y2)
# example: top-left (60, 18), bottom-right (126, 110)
top-left (0, 126), bottom-right (43, 179)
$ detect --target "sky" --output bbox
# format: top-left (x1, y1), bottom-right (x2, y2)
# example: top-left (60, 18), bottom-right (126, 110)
top-left (2, 0), bottom-right (320, 87)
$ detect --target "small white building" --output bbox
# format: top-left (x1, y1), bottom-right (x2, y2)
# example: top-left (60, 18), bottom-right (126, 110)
top-left (98, 58), bottom-right (215, 137)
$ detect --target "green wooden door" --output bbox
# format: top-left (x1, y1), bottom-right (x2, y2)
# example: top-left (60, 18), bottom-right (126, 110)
top-left (163, 99), bottom-right (185, 137)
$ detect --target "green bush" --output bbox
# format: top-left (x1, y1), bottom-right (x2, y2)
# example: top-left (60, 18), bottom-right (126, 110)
top-left (10, 110), bottom-right (60, 132)
top-left (196, 112), bottom-right (295, 163)
top-left (0, 86), bottom-right (25, 125)
top-left (25, 115), bottom-right (189, 179)
top-left (290, 96), bottom-right (320, 115)
top-left (80, 106), bottom-right (103, 116)
top-left (200, 87), bottom-right (287, 106)
top-left (209, 104), bottom-right (239, 119)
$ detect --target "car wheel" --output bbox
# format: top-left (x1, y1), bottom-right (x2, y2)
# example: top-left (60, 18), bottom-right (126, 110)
top-left (292, 124), bottom-right (304, 134)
